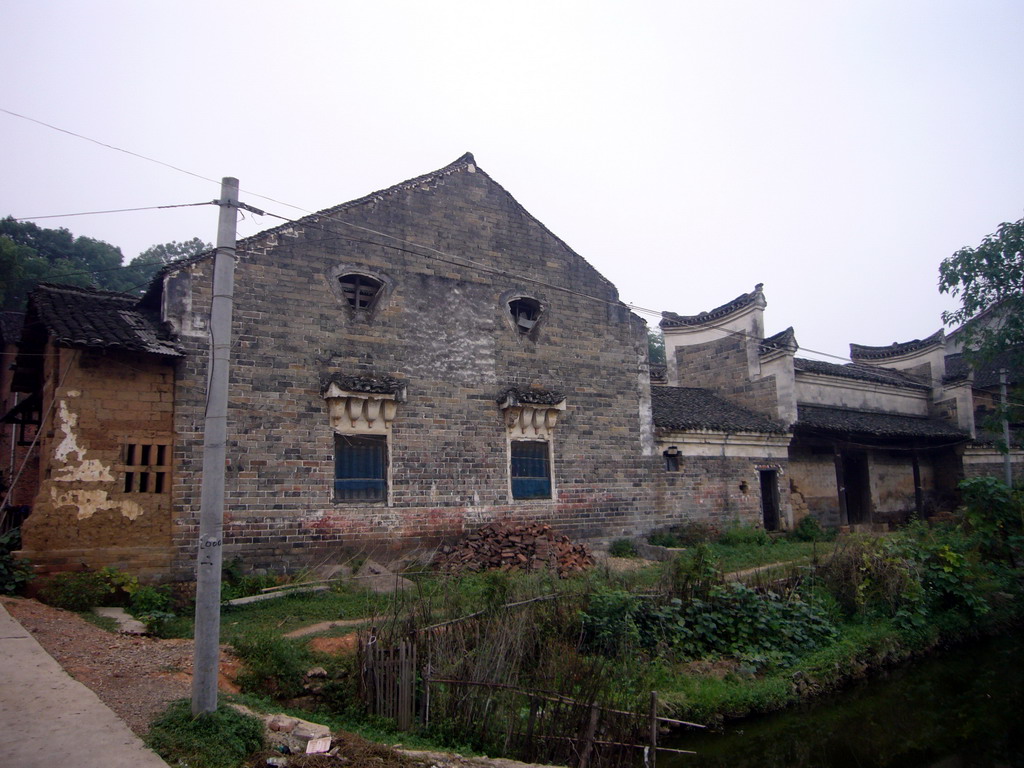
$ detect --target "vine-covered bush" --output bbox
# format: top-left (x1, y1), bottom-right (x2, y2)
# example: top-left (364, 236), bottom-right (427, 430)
top-left (1, 528), bottom-right (33, 595)
top-left (581, 582), bottom-right (837, 669)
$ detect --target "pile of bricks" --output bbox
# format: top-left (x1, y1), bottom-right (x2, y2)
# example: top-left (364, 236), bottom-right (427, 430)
top-left (433, 521), bottom-right (594, 576)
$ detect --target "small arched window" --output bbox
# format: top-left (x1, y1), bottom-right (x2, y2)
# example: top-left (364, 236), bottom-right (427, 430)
top-left (508, 297), bottom-right (542, 335)
top-left (339, 273), bottom-right (384, 310)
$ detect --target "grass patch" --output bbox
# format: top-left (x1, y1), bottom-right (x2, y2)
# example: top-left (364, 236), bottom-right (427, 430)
top-left (77, 611), bottom-right (120, 633)
top-left (711, 539), bottom-right (826, 573)
top-left (145, 699), bottom-right (265, 768)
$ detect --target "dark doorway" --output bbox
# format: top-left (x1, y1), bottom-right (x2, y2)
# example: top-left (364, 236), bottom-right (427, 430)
top-left (840, 452), bottom-right (871, 525)
top-left (759, 470), bottom-right (781, 531)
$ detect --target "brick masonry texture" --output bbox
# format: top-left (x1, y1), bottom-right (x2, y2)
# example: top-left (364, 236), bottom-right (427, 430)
top-left (168, 163), bottom-right (673, 576)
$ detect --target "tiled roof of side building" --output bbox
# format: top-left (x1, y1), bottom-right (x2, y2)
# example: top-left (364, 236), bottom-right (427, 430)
top-left (795, 405), bottom-right (968, 441)
top-left (651, 386), bottom-right (787, 434)
top-left (794, 358), bottom-right (930, 390)
top-left (660, 284), bottom-right (764, 329)
top-left (28, 283), bottom-right (181, 357)
top-left (849, 329), bottom-right (945, 361)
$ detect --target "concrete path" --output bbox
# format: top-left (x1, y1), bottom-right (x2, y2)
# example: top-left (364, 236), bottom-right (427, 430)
top-left (0, 602), bottom-right (170, 768)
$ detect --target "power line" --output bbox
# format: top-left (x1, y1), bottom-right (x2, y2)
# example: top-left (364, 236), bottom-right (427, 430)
top-left (12, 201), bottom-right (215, 221)
top-left (1, 107), bottom-right (220, 186)
top-left (2, 106), bottom-right (1004, 398)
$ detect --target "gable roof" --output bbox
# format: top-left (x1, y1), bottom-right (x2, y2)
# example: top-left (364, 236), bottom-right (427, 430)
top-left (652, 386), bottom-right (787, 434)
top-left (795, 404), bottom-right (968, 441)
top-left (25, 283), bottom-right (180, 357)
top-left (143, 153), bottom-right (619, 304)
top-left (794, 357), bottom-right (930, 390)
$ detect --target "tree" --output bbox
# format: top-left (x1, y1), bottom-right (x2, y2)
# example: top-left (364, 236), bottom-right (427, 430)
top-left (647, 327), bottom-right (665, 365)
top-left (939, 215), bottom-right (1024, 364)
top-left (0, 217), bottom-right (125, 309)
top-left (121, 238), bottom-right (211, 292)
top-left (0, 217), bottom-right (211, 309)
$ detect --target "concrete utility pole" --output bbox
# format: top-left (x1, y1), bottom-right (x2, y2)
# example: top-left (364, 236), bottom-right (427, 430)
top-left (192, 177), bottom-right (239, 715)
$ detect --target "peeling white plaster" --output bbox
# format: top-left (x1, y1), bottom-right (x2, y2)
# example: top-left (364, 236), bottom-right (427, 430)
top-left (52, 394), bottom-right (114, 482)
top-left (50, 488), bottom-right (142, 521)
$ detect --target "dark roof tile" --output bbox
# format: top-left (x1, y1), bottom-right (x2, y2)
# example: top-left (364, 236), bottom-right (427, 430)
top-left (794, 357), bottom-right (929, 390)
top-left (28, 284), bottom-right (180, 356)
top-left (795, 404), bottom-right (967, 440)
top-left (652, 386), bottom-right (786, 433)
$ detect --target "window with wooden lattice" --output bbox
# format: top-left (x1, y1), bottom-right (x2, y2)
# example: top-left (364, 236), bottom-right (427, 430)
top-left (122, 442), bottom-right (170, 494)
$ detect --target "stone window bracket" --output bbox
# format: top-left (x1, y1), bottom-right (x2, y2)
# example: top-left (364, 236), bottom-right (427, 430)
top-left (323, 382), bottom-right (403, 435)
top-left (498, 390), bottom-right (566, 439)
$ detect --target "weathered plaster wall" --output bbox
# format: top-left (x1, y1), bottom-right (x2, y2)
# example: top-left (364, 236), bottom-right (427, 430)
top-left (787, 448), bottom-right (840, 527)
top-left (169, 164), bottom-right (656, 576)
top-left (650, 454), bottom-right (786, 531)
top-left (651, 431), bottom-right (792, 533)
top-left (795, 374), bottom-right (930, 415)
top-left (18, 346), bottom-right (175, 580)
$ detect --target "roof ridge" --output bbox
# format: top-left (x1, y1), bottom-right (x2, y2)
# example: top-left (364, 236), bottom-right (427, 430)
top-left (850, 328), bottom-right (945, 361)
top-left (661, 284), bottom-right (764, 329)
top-left (35, 282), bottom-right (139, 302)
top-left (145, 152), bottom-right (621, 302)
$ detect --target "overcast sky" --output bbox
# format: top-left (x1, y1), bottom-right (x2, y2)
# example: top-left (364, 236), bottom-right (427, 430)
top-left (2, 1), bottom-right (1022, 359)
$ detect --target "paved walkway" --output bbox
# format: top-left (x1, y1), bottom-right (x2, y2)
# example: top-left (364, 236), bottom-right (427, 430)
top-left (0, 602), bottom-right (170, 768)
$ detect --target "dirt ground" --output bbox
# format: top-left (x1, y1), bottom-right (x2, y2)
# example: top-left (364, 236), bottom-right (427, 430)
top-left (0, 596), bottom-right (557, 768)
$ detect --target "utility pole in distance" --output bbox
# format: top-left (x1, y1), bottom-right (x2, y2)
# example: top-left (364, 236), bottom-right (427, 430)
top-left (191, 177), bottom-right (239, 715)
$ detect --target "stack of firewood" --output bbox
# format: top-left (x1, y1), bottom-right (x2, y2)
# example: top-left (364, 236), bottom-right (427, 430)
top-left (433, 521), bottom-right (594, 576)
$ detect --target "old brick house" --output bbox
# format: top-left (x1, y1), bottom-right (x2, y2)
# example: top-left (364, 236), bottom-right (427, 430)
top-left (3, 154), bottom-right (695, 578)
top-left (3, 284), bottom-right (179, 577)
top-left (660, 284), bottom-right (1021, 530)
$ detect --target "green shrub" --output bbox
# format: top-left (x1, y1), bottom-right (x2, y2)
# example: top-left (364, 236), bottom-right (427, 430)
top-left (789, 515), bottom-right (834, 542)
top-left (0, 528), bottom-right (33, 595)
top-left (664, 543), bottom-right (720, 600)
top-left (145, 699), bottom-right (265, 768)
top-left (647, 530), bottom-right (681, 548)
top-left (231, 632), bottom-right (311, 699)
top-left (717, 522), bottom-right (770, 547)
top-left (609, 538), bottom-right (638, 558)
top-left (129, 584), bottom-right (176, 634)
top-left (39, 567), bottom-right (139, 611)
top-left (40, 571), bottom-right (112, 611)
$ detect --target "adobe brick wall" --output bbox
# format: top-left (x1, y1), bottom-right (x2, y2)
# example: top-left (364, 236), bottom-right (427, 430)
top-left (168, 163), bottom-right (661, 577)
top-left (18, 345), bottom-right (175, 581)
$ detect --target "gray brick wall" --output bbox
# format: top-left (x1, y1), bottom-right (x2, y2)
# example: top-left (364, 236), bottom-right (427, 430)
top-left (169, 163), bottom-right (661, 575)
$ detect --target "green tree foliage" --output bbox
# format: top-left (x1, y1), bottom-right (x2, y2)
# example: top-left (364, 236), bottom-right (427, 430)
top-left (122, 237), bottom-right (210, 289)
top-left (647, 326), bottom-right (665, 364)
top-left (939, 215), bottom-right (1024, 363)
top-left (0, 217), bottom-right (210, 308)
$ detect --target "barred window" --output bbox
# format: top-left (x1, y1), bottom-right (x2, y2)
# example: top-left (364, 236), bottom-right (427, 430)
top-left (511, 440), bottom-right (551, 500)
top-left (334, 434), bottom-right (388, 502)
top-left (123, 442), bottom-right (170, 494)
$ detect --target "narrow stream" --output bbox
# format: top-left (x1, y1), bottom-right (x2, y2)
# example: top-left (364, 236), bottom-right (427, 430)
top-left (663, 630), bottom-right (1023, 767)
